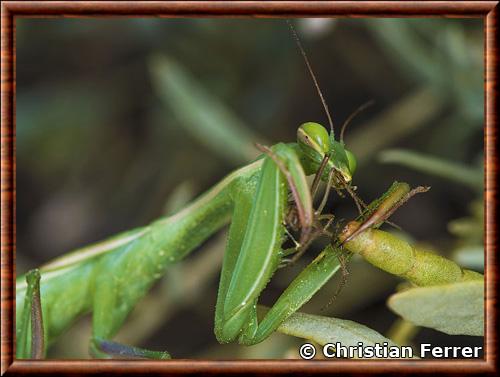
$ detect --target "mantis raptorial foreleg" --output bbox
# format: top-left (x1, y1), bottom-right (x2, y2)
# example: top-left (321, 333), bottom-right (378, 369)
top-left (214, 142), bottom-right (345, 344)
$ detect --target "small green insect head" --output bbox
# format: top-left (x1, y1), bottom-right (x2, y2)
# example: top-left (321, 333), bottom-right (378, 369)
top-left (297, 122), bottom-right (356, 183)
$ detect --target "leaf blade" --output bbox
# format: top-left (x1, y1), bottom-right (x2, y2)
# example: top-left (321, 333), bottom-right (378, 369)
top-left (388, 280), bottom-right (484, 336)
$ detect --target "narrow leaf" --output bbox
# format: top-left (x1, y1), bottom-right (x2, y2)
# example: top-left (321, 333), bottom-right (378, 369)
top-left (379, 149), bottom-right (482, 191)
top-left (277, 311), bottom-right (398, 349)
top-left (149, 55), bottom-right (262, 164)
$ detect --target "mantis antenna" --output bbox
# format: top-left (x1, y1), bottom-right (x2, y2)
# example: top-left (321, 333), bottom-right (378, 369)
top-left (286, 20), bottom-right (334, 133)
top-left (339, 99), bottom-right (375, 144)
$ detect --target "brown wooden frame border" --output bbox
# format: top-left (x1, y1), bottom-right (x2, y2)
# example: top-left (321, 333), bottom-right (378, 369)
top-left (1, 1), bottom-right (498, 375)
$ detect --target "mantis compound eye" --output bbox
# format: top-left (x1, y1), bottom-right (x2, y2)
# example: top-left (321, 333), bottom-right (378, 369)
top-left (297, 122), bottom-right (330, 161)
top-left (345, 149), bottom-right (357, 176)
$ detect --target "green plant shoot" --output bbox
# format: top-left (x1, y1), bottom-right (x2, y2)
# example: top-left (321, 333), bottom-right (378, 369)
top-left (339, 182), bottom-right (483, 287)
top-left (341, 223), bottom-right (483, 286)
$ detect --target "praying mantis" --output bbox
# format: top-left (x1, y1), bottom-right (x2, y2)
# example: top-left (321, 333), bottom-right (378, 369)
top-left (16, 21), bottom-right (362, 359)
top-left (16, 119), bottom-right (362, 359)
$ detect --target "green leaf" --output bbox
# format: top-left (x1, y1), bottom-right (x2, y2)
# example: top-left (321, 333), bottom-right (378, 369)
top-left (387, 280), bottom-right (484, 336)
top-left (277, 311), bottom-right (398, 349)
top-left (149, 55), bottom-right (262, 164)
top-left (379, 149), bottom-right (483, 191)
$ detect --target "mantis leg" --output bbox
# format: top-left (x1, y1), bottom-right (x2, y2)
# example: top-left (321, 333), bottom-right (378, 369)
top-left (17, 269), bottom-right (44, 359)
top-left (87, 182), bottom-right (240, 359)
top-left (215, 143), bottom-right (342, 345)
top-left (239, 244), bottom-right (341, 345)
top-left (90, 338), bottom-right (171, 359)
top-left (214, 182), bottom-right (255, 342)
top-left (89, 237), bottom-right (171, 359)
top-left (215, 149), bottom-right (288, 342)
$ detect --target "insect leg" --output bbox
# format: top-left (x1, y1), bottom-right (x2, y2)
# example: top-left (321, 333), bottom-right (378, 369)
top-left (90, 337), bottom-right (170, 359)
top-left (310, 155), bottom-right (330, 200)
top-left (239, 244), bottom-right (342, 345)
top-left (342, 183), bottom-right (429, 244)
top-left (17, 269), bottom-right (44, 359)
top-left (256, 143), bottom-right (313, 244)
top-left (215, 153), bottom-right (287, 343)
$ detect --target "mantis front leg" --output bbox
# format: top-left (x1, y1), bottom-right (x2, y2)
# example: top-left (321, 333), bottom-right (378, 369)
top-left (215, 143), bottom-right (343, 345)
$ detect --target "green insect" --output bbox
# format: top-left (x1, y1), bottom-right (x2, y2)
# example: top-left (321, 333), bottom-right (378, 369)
top-left (342, 222), bottom-right (483, 286)
top-left (16, 118), bottom-right (359, 358)
top-left (17, 21), bottom-right (375, 359)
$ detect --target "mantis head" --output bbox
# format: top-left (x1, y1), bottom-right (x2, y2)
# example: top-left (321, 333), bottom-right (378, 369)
top-left (297, 122), bottom-right (357, 183)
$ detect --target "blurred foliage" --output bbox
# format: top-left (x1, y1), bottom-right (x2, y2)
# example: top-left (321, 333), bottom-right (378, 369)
top-left (149, 55), bottom-right (262, 163)
top-left (379, 149), bottom-right (482, 191)
top-left (388, 280), bottom-right (484, 337)
top-left (16, 18), bottom-right (483, 359)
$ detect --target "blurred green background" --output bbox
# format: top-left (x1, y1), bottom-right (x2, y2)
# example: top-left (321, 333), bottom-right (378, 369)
top-left (16, 18), bottom-right (484, 359)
